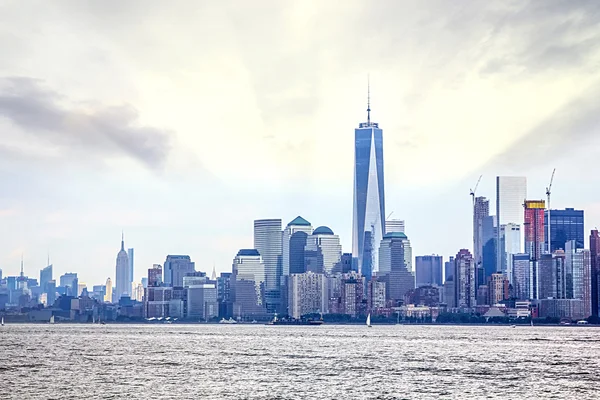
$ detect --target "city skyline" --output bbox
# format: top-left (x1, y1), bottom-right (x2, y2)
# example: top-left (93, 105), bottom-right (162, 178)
top-left (1, 1), bottom-right (600, 287)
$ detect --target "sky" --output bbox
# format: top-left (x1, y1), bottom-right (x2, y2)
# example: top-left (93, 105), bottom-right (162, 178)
top-left (1, 0), bottom-right (600, 286)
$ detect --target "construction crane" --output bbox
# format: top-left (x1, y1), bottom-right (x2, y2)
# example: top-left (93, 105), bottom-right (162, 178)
top-left (470, 175), bottom-right (483, 206)
top-left (386, 211), bottom-right (394, 220)
top-left (546, 168), bottom-right (556, 253)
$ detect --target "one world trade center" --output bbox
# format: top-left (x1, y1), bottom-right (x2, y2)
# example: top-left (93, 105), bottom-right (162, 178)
top-left (352, 88), bottom-right (385, 278)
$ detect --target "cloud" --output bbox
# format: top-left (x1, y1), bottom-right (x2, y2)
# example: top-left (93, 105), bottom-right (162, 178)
top-left (0, 77), bottom-right (172, 169)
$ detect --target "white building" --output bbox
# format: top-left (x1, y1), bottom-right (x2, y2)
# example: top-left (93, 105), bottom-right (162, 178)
top-left (232, 249), bottom-right (266, 317)
top-left (496, 176), bottom-right (527, 273)
top-left (385, 219), bottom-right (405, 234)
top-left (305, 226), bottom-right (342, 275)
top-left (115, 234), bottom-right (130, 300)
top-left (288, 272), bottom-right (328, 319)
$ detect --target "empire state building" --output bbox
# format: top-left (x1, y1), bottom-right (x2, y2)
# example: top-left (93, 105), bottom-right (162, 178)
top-left (352, 89), bottom-right (385, 278)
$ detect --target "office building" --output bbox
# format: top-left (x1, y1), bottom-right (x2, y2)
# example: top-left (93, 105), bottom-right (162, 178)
top-left (254, 219), bottom-right (283, 313)
top-left (352, 97), bottom-right (385, 278)
top-left (187, 283), bottom-right (218, 320)
top-left (163, 255), bottom-right (195, 287)
top-left (482, 215), bottom-right (497, 280)
top-left (305, 226), bottom-right (342, 275)
top-left (379, 232), bottom-right (415, 301)
top-left (512, 254), bottom-right (531, 300)
top-left (385, 219), bottom-right (405, 234)
top-left (454, 249), bottom-right (475, 309)
top-left (128, 248), bottom-right (134, 288)
top-left (232, 249), bottom-right (266, 318)
top-left (546, 208), bottom-right (584, 252)
top-left (39, 264), bottom-right (53, 294)
top-left (104, 277), bottom-right (112, 303)
top-left (444, 256), bottom-right (455, 283)
top-left (334, 253), bottom-right (354, 274)
top-left (46, 280), bottom-right (56, 306)
top-left (115, 233), bottom-right (131, 300)
top-left (501, 223), bottom-right (521, 280)
top-left (591, 230), bottom-right (600, 317)
top-left (565, 240), bottom-right (591, 317)
top-left (415, 255), bottom-right (443, 287)
top-left (537, 253), bottom-right (554, 300)
top-left (288, 272), bottom-right (328, 319)
top-left (282, 216), bottom-right (313, 276)
top-left (496, 176), bottom-right (527, 273)
top-left (59, 273), bottom-right (78, 296)
top-left (148, 265), bottom-right (162, 287)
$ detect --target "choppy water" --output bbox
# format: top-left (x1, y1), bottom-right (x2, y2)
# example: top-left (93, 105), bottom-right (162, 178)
top-left (1, 324), bottom-right (599, 399)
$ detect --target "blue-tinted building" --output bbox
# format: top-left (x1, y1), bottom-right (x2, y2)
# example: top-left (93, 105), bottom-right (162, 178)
top-left (40, 264), bottom-right (53, 293)
top-left (352, 95), bottom-right (385, 277)
top-left (545, 208), bottom-right (584, 252)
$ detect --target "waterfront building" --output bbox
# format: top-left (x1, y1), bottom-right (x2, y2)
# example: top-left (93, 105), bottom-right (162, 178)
top-left (352, 95), bottom-right (385, 278)
top-left (591, 230), bottom-right (600, 317)
top-left (115, 234), bottom-right (131, 300)
top-left (546, 208), bottom-right (584, 252)
top-left (254, 219), bottom-right (283, 314)
top-left (288, 272), bottom-right (328, 319)
top-left (415, 255), bottom-right (443, 287)
top-left (163, 255), bottom-right (195, 287)
top-left (341, 272), bottom-right (365, 317)
top-left (305, 226), bottom-right (342, 275)
top-left (538, 299), bottom-right (584, 320)
top-left (488, 273), bottom-right (509, 305)
top-left (187, 283), bottom-right (218, 320)
top-left (565, 240), bottom-right (591, 317)
top-left (496, 176), bottom-right (527, 273)
top-left (367, 280), bottom-right (386, 312)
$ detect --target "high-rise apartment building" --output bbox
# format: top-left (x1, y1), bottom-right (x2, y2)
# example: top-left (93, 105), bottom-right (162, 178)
top-left (496, 176), bottom-right (527, 273)
top-left (305, 226), bottom-right (342, 275)
top-left (367, 280), bottom-right (386, 312)
top-left (379, 232), bottom-right (415, 301)
top-left (282, 216), bottom-right (313, 276)
top-left (415, 255), bottom-right (443, 287)
top-left (487, 273), bottom-right (509, 305)
top-left (565, 240), bottom-right (591, 317)
top-left (591, 230), bottom-right (600, 317)
top-left (254, 219), bottom-right (283, 313)
top-left (524, 200), bottom-right (545, 260)
top-left (546, 208), bottom-right (584, 252)
top-left (352, 98), bottom-right (385, 278)
top-left (115, 234), bottom-right (130, 300)
top-left (288, 272), bottom-right (328, 319)
top-left (232, 249), bottom-right (266, 318)
top-left (454, 249), bottom-right (475, 309)
top-left (512, 253), bottom-right (531, 300)
top-left (148, 265), bottom-right (162, 287)
top-left (341, 272), bottom-right (365, 317)
top-left (473, 196), bottom-right (489, 274)
top-left (163, 255), bottom-right (195, 287)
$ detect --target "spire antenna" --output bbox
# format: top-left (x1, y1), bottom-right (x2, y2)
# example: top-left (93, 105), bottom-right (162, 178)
top-left (20, 254), bottom-right (24, 276)
top-left (367, 74), bottom-right (371, 124)
top-left (121, 230), bottom-right (125, 251)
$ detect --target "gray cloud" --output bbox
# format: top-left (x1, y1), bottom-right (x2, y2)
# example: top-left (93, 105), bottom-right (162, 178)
top-left (484, 80), bottom-right (600, 170)
top-left (0, 77), bottom-right (171, 169)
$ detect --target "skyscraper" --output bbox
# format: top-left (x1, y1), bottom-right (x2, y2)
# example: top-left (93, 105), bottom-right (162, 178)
top-left (546, 208), bottom-right (584, 252)
top-left (282, 216), bottom-right (313, 276)
top-left (163, 255), bottom-right (195, 287)
top-left (415, 255), bottom-right (443, 287)
top-left (473, 196), bottom-right (489, 275)
top-left (232, 249), bottom-right (266, 318)
top-left (254, 219), bottom-right (283, 314)
top-left (128, 248), bottom-right (134, 287)
top-left (482, 215), bottom-right (497, 280)
top-left (524, 200), bottom-right (546, 260)
top-left (288, 272), bottom-right (328, 319)
top-left (454, 249), bottom-right (475, 309)
top-left (590, 230), bottom-right (600, 317)
top-left (496, 176), bottom-right (527, 273)
top-left (565, 240), bottom-right (591, 317)
top-left (352, 91), bottom-right (385, 278)
top-left (39, 264), bottom-right (53, 294)
top-left (444, 256), bottom-right (455, 283)
top-left (304, 226), bottom-right (342, 275)
top-left (115, 234), bottom-right (130, 300)
top-left (385, 219), bottom-right (405, 234)
top-left (104, 277), bottom-right (113, 303)
top-left (378, 232), bottom-right (415, 301)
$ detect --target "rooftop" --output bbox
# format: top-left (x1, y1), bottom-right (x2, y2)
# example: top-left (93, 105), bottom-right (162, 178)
top-left (313, 226), bottom-right (334, 235)
top-left (236, 249), bottom-right (260, 257)
top-left (287, 216), bottom-right (311, 227)
top-left (383, 232), bottom-right (408, 240)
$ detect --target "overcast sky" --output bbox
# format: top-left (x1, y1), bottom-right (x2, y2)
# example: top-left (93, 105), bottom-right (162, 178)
top-left (1, 1), bottom-right (599, 286)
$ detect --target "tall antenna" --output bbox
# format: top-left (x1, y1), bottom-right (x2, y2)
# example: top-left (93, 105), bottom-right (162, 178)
top-left (367, 74), bottom-right (371, 124)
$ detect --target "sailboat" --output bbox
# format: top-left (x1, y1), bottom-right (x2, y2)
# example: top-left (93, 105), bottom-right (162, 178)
top-left (49, 315), bottom-right (55, 324)
top-left (1, 317), bottom-right (4, 326)
top-left (366, 313), bottom-right (372, 328)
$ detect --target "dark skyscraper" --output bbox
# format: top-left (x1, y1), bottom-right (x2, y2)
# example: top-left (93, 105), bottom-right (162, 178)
top-left (289, 231), bottom-right (308, 275)
top-left (590, 230), bottom-right (600, 317)
top-left (444, 256), bottom-right (455, 283)
top-left (352, 87), bottom-right (385, 277)
top-left (415, 255), bottom-right (443, 287)
top-left (254, 219), bottom-right (283, 313)
top-left (546, 208), bottom-right (584, 252)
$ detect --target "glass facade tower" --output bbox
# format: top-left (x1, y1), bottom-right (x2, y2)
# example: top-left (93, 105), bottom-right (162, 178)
top-left (352, 103), bottom-right (385, 277)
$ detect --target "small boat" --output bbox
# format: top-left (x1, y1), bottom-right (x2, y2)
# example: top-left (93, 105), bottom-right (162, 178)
top-left (531, 320), bottom-right (534, 327)
top-left (366, 313), bottom-right (372, 328)
top-left (1, 317), bottom-right (4, 326)
top-left (49, 315), bottom-right (55, 324)
top-left (219, 317), bottom-right (237, 324)
top-left (510, 325), bottom-right (516, 328)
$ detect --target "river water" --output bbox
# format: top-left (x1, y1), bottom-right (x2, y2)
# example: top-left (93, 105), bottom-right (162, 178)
top-left (1, 324), bottom-right (598, 399)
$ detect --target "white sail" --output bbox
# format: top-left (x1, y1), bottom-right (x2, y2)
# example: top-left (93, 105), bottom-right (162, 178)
top-left (366, 313), bottom-right (371, 327)
top-left (50, 315), bottom-right (55, 324)
top-left (1, 317), bottom-right (4, 326)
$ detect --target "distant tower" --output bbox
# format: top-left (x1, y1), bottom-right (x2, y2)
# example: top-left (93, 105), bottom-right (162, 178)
top-left (352, 82), bottom-right (385, 278)
top-left (254, 219), bottom-right (283, 313)
top-left (128, 248), bottom-right (134, 287)
top-left (115, 233), bottom-right (130, 300)
top-left (104, 277), bottom-right (113, 303)
top-left (496, 176), bottom-right (527, 274)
